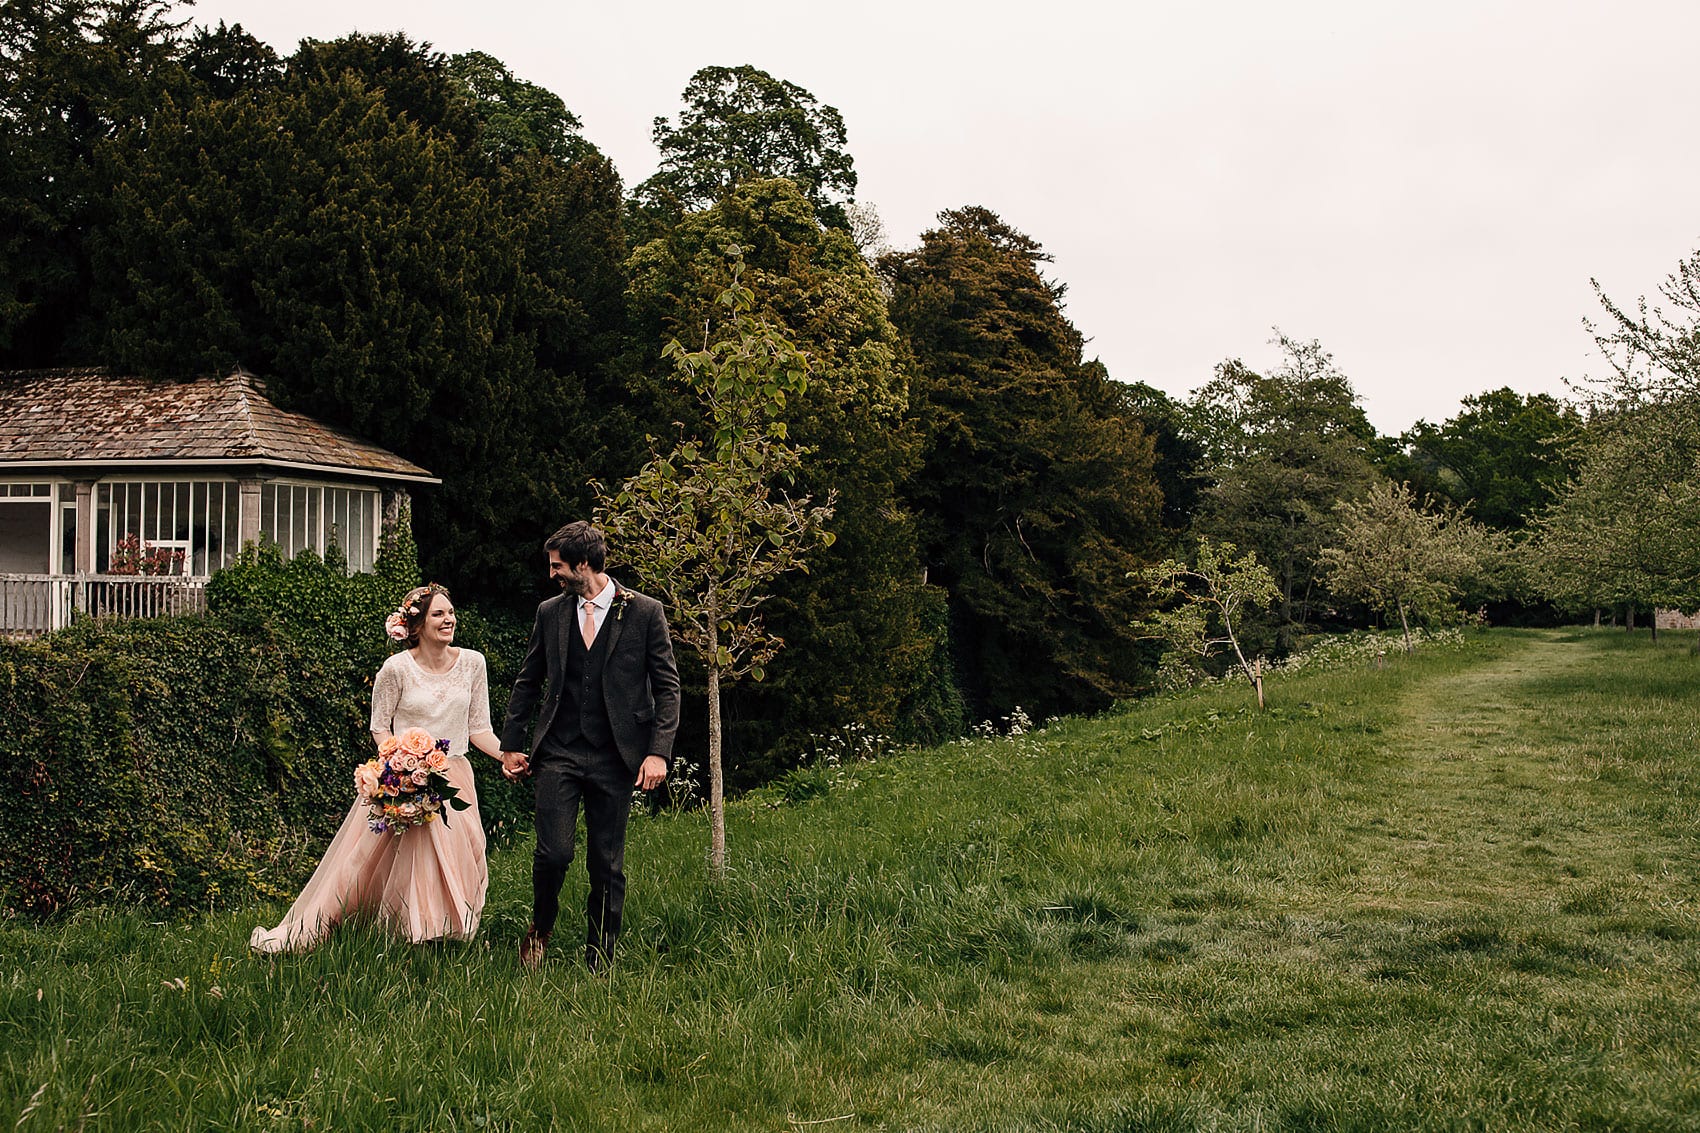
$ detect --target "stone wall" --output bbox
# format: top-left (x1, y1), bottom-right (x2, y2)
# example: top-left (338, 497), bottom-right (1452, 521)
top-left (1655, 607), bottom-right (1700, 630)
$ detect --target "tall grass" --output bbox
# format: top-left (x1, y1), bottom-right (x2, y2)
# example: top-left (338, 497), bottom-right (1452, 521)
top-left (4, 628), bottom-right (1699, 1130)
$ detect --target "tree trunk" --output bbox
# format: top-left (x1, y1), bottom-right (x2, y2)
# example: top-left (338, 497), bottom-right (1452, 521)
top-left (1593, 608), bottom-right (1601, 628)
top-left (1226, 618), bottom-right (1263, 710)
top-left (1396, 598), bottom-right (1413, 654)
top-left (705, 590), bottom-right (726, 880)
top-left (1627, 605), bottom-right (1636, 632)
top-left (1652, 610), bottom-right (1659, 642)
top-left (707, 662), bottom-right (725, 879)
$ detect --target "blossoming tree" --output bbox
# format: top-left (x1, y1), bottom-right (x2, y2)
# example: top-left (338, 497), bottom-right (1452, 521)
top-left (1135, 537), bottom-right (1280, 708)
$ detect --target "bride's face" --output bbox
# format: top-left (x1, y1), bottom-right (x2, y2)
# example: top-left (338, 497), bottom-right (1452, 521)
top-left (423, 593), bottom-right (456, 645)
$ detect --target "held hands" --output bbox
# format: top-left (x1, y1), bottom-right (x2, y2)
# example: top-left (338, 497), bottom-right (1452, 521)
top-left (498, 750), bottom-right (531, 781)
top-left (635, 755), bottom-right (668, 792)
top-left (499, 751), bottom-right (660, 786)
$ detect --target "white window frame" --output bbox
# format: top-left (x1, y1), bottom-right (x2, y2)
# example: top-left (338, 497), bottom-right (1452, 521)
top-left (0, 480), bottom-right (54, 575)
top-left (96, 477), bottom-right (243, 577)
top-left (258, 480), bottom-right (381, 572)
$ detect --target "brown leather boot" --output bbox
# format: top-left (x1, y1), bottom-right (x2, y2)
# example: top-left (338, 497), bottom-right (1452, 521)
top-left (519, 924), bottom-right (549, 970)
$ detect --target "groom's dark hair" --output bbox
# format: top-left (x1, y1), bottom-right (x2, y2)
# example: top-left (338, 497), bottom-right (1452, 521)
top-left (545, 521), bottom-right (607, 571)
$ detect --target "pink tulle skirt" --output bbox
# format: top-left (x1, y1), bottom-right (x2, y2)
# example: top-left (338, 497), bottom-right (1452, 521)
top-left (250, 755), bottom-right (487, 953)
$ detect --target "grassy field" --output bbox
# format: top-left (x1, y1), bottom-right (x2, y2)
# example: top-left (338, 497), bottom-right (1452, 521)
top-left (4, 627), bottom-right (1700, 1131)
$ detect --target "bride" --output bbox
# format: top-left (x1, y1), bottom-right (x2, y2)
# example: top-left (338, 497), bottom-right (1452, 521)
top-left (251, 584), bottom-right (502, 953)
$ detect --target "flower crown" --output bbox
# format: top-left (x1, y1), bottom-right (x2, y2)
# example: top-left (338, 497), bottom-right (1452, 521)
top-left (384, 585), bottom-right (442, 639)
top-left (384, 600), bottom-right (421, 641)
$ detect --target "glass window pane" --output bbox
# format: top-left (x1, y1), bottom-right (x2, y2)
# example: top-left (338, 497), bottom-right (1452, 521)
top-left (355, 491), bottom-right (375, 571)
top-left (259, 484), bottom-right (276, 549)
top-left (123, 483), bottom-right (141, 539)
top-left (222, 484), bottom-right (240, 567)
top-left (173, 482), bottom-right (191, 541)
top-left (291, 487), bottom-right (309, 557)
top-left (306, 487), bottom-right (322, 556)
top-left (60, 504), bottom-right (75, 574)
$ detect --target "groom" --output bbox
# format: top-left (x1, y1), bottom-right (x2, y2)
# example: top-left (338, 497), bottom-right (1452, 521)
top-left (499, 521), bottom-right (681, 970)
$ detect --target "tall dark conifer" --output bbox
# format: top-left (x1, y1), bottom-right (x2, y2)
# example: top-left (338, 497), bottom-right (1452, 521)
top-left (0, 0), bottom-right (188, 365)
top-left (882, 207), bottom-right (1164, 720)
top-left (76, 29), bottom-right (627, 609)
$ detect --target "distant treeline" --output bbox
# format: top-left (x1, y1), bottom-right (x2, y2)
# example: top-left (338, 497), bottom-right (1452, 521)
top-left (5, 0), bottom-right (1695, 785)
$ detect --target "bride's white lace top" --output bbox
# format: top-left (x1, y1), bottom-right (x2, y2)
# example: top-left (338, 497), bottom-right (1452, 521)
top-left (369, 648), bottom-right (494, 758)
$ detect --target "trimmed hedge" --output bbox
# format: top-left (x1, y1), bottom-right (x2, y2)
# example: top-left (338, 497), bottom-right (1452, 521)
top-left (1, 539), bottom-right (531, 918)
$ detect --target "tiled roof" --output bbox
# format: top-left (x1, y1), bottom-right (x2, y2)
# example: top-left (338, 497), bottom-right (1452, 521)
top-left (0, 368), bottom-right (435, 482)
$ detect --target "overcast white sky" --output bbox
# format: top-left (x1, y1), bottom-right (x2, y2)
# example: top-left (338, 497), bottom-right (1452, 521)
top-left (183, 0), bottom-right (1700, 434)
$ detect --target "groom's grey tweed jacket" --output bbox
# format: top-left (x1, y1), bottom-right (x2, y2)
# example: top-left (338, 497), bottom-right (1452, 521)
top-left (499, 584), bottom-right (681, 773)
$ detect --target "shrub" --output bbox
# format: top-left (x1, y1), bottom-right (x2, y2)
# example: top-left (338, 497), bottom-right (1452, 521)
top-left (1, 611), bottom-right (342, 915)
top-left (1, 531), bottom-right (535, 918)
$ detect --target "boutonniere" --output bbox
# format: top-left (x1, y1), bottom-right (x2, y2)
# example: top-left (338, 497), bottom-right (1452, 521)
top-left (612, 587), bottom-right (631, 622)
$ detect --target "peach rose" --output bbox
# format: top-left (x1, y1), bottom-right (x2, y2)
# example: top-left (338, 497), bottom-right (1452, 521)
top-left (424, 750), bottom-right (448, 772)
top-left (398, 728), bottom-right (435, 758)
top-left (378, 735), bottom-right (400, 760)
top-left (354, 761), bottom-right (381, 799)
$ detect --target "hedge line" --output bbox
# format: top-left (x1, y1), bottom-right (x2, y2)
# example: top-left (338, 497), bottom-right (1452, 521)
top-left (0, 540), bottom-right (531, 918)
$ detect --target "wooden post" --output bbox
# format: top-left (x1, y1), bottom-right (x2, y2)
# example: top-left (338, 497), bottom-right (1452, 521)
top-left (73, 481), bottom-right (95, 574)
top-left (238, 478), bottom-right (263, 552)
top-left (1253, 656), bottom-right (1265, 710)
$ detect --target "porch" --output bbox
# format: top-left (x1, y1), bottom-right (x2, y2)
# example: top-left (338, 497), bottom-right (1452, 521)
top-left (1, 368), bottom-right (439, 637)
top-left (0, 573), bottom-right (211, 637)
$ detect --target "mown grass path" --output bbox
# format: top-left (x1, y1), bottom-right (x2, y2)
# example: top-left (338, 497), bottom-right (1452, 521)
top-left (4, 629), bottom-right (1699, 1131)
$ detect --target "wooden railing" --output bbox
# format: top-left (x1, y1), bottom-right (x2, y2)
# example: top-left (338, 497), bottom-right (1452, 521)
top-left (0, 574), bottom-right (210, 637)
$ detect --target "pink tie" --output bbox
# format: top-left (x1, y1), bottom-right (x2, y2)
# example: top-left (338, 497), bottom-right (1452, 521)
top-left (581, 601), bottom-right (597, 647)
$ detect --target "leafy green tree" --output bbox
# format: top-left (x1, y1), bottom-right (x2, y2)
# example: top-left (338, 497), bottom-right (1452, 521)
top-left (1533, 244), bottom-right (1700, 630)
top-left (1393, 388), bottom-right (1580, 530)
top-left (1121, 381), bottom-right (1205, 535)
top-left (598, 253), bottom-right (834, 876)
top-left (447, 50), bottom-right (588, 161)
top-left (1588, 244), bottom-right (1700, 400)
top-left (1136, 538), bottom-right (1280, 707)
top-left (624, 178), bottom-right (949, 769)
top-left (1321, 479), bottom-right (1499, 652)
top-left (882, 206), bottom-right (1165, 721)
top-left (632, 64), bottom-right (857, 236)
top-left (1187, 337), bottom-right (1380, 648)
top-left (1532, 398), bottom-right (1700, 627)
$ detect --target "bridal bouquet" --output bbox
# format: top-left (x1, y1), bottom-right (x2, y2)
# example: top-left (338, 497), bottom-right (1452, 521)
top-left (355, 727), bottom-right (471, 835)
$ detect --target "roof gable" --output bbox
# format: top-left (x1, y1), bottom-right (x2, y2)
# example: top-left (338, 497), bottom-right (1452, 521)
top-left (0, 368), bottom-right (435, 482)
